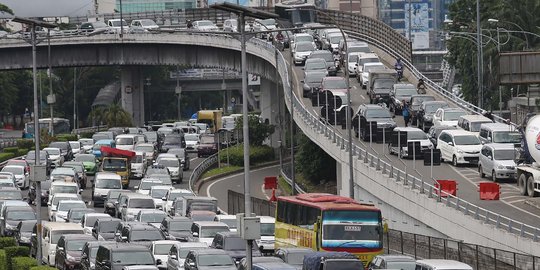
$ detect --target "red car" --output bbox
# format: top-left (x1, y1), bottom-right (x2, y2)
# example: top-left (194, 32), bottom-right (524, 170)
top-left (197, 134), bottom-right (218, 158)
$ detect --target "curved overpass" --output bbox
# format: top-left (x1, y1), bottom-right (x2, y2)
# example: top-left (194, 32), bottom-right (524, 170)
top-left (1, 10), bottom-right (538, 257)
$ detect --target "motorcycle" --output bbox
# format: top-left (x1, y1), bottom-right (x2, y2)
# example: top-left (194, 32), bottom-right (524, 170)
top-left (395, 64), bottom-right (403, 81)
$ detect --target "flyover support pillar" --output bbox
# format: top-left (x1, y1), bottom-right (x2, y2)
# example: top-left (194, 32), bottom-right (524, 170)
top-left (121, 67), bottom-right (145, 126)
top-left (259, 78), bottom-right (280, 148)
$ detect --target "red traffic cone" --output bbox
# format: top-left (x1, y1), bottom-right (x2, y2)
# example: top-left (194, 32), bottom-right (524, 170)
top-left (270, 189), bottom-right (277, 202)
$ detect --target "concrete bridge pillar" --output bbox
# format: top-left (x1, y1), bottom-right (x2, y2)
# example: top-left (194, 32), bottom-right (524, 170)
top-left (259, 78), bottom-right (281, 148)
top-left (120, 67), bottom-right (145, 126)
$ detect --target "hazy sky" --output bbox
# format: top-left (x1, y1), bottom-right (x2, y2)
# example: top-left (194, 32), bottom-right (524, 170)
top-left (0, 0), bottom-right (96, 18)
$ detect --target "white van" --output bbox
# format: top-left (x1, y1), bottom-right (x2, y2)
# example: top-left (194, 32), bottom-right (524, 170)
top-left (131, 152), bottom-right (147, 179)
top-left (457, 115), bottom-right (493, 133)
top-left (41, 222), bottom-right (84, 266)
top-left (437, 130), bottom-right (482, 166)
top-left (257, 216), bottom-right (276, 254)
top-left (416, 259), bottom-right (473, 270)
top-left (389, 127), bottom-right (433, 158)
top-left (222, 116), bottom-right (236, 131)
top-left (478, 123), bottom-right (522, 145)
top-left (191, 221), bottom-right (230, 245)
top-left (115, 134), bottom-right (137, 151)
top-left (93, 172), bottom-right (122, 206)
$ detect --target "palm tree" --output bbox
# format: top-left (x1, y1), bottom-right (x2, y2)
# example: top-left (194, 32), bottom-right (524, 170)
top-left (0, 4), bottom-right (13, 15)
top-left (103, 104), bottom-right (132, 128)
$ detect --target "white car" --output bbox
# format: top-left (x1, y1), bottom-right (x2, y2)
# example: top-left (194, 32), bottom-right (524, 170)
top-left (191, 221), bottom-right (230, 246)
top-left (134, 143), bottom-right (156, 162)
top-left (135, 178), bottom-right (166, 195)
top-left (478, 143), bottom-right (517, 181)
top-left (130, 19), bottom-right (159, 30)
top-left (93, 172), bottom-right (122, 206)
top-left (193, 20), bottom-right (219, 31)
top-left (433, 108), bottom-right (468, 127)
top-left (149, 185), bottom-right (174, 210)
top-left (151, 240), bottom-right (178, 269)
top-left (166, 242), bottom-right (208, 270)
top-left (257, 216), bottom-right (276, 254)
top-left (40, 222), bottom-right (84, 266)
top-left (49, 182), bottom-right (81, 204)
top-left (156, 157), bottom-right (182, 184)
top-left (131, 152), bottom-right (147, 178)
top-left (68, 141), bottom-right (82, 155)
top-left (80, 212), bottom-right (111, 235)
top-left (78, 138), bottom-right (94, 153)
top-left (185, 133), bottom-right (201, 152)
top-left (361, 62), bottom-right (385, 88)
top-left (1, 165), bottom-right (29, 189)
top-left (48, 193), bottom-right (82, 220)
top-left (437, 130), bottom-right (482, 166)
top-left (107, 19), bottom-right (128, 33)
top-left (215, 215), bottom-right (238, 233)
top-left (136, 209), bottom-right (167, 228)
top-left (44, 147), bottom-right (64, 168)
top-left (291, 33), bottom-right (316, 52)
top-left (54, 200), bottom-right (87, 222)
top-left (293, 41), bottom-right (316, 65)
top-left (163, 189), bottom-right (194, 215)
top-left (389, 127), bottom-right (433, 158)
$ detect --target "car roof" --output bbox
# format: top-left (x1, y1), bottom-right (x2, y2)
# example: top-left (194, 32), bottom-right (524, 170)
top-left (393, 127), bottom-right (424, 132)
top-left (178, 242), bottom-right (208, 248)
top-left (257, 216), bottom-right (275, 223)
top-left (375, 254), bottom-right (415, 262)
top-left (459, 114), bottom-right (492, 121)
top-left (442, 130), bottom-right (478, 136)
top-left (483, 143), bottom-right (515, 150)
top-left (129, 223), bottom-right (161, 230)
top-left (60, 234), bottom-right (95, 241)
top-left (152, 240), bottom-right (178, 245)
top-left (416, 259), bottom-right (472, 269)
top-left (42, 221), bottom-right (85, 230)
top-left (191, 249), bottom-right (229, 255)
top-left (194, 221), bottom-right (228, 227)
top-left (95, 172), bottom-right (121, 179)
top-left (323, 77), bottom-right (345, 81)
top-left (480, 122), bottom-right (516, 131)
top-left (99, 242), bottom-right (149, 251)
top-left (438, 107), bottom-right (465, 112)
top-left (166, 216), bottom-right (192, 222)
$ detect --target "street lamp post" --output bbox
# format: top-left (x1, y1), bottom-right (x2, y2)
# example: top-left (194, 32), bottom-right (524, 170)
top-left (12, 17), bottom-right (56, 266)
top-left (476, 0), bottom-right (483, 108)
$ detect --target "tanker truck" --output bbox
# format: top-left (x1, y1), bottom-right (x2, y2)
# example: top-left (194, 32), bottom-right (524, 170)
top-left (517, 114), bottom-right (540, 197)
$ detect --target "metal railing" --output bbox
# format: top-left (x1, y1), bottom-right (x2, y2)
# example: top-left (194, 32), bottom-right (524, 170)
top-left (227, 190), bottom-right (275, 216)
top-left (188, 153), bottom-right (218, 194)
top-left (71, 125), bottom-right (108, 135)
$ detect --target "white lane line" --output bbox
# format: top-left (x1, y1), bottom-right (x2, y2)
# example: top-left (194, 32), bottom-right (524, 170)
top-left (206, 165), bottom-right (281, 200)
top-left (360, 95), bottom-right (366, 100)
top-left (507, 198), bottom-right (528, 204)
top-left (261, 183), bottom-right (271, 200)
top-left (448, 165), bottom-right (540, 220)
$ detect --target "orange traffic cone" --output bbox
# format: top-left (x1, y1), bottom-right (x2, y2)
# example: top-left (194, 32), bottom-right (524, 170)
top-left (270, 189), bottom-right (277, 202)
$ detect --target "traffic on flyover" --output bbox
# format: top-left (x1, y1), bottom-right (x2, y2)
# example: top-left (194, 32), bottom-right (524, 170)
top-left (0, 4), bottom-right (537, 270)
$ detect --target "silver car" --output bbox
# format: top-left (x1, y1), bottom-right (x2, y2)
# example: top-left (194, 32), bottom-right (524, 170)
top-left (479, 143), bottom-right (517, 181)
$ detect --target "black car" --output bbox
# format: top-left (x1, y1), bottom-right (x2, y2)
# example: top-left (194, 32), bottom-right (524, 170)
top-left (92, 217), bottom-right (121, 241)
top-left (161, 134), bottom-right (185, 153)
top-left (427, 125), bottom-right (458, 147)
top-left (80, 240), bottom-right (110, 270)
top-left (104, 190), bottom-right (132, 217)
top-left (55, 234), bottom-right (96, 270)
top-left (1, 206), bottom-right (35, 236)
top-left (29, 180), bottom-right (51, 206)
top-left (352, 104), bottom-right (396, 141)
top-left (115, 223), bottom-right (165, 248)
top-left (417, 101), bottom-right (449, 132)
top-left (409, 95), bottom-right (436, 126)
top-left (389, 84), bottom-right (417, 115)
top-left (197, 134), bottom-right (217, 158)
top-left (308, 50), bottom-right (338, 76)
top-left (160, 216), bottom-right (193, 242)
top-left (15, 220), bottom-right (36, 246)
top-left (95, 242), bottom-right (158, 270)
top-left (302, 71), bottom-right (327, 98)
top-left (49, 141), bottom-right (74, 161)
top-left (184, 249), bottom-right (236, 270)
top-left (210, 232), bottom-right (261, 263)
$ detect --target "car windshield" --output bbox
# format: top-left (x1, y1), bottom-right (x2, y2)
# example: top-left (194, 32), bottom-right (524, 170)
top-left (1, 167), bottom-right (22, 174)
top-left (51, 185), bottom-right (78, 194)
top-left (25, 151), bottom-right (47, 161)
top-left (364, 65), bottom-right (384, 73)
top-left (494, 149), bottom-right (515, 160)
top-left (296, 43), bottom-right (314, 52)
top-left (329, 35), bottom-right (343, 43)
top-left (373, 80), bottom-right (394, 91)
top-left (493, 131), bottom-right (522, 143)
top-left (110, 20), bottom-right (128, 27)
top-left (470, 121), bottom-right (493, 132)
top-left (201, 226), bottom-right (229, 238)
top-left (443, 111), bottom-right (466, 121)
top-left (20, 222), bottom-right (36, 231)
top-left (67, 240), bottom-right (87, 251)
top-left (6, 211), bottom-right (35, 221)
top-left (49, 143), bottom-right (68, 151)
top-left (454, 135), bottom-right (481, 145)
top-left (170, 221), bottom-right (192, 231)
top-left (306, 60), bottom-right (326, 71)
top-left (64, 165), bottom-right (83, 173)
top-left (69, 210), bottom-right (92, 221)
top-left (407, 131), bottom-right (428, 140)
top-left (131, 229), bottom-right (164, 241)
top-left (164, 136), bottom-right (182, 144)
top-left (366, 109), bottom-right (391, 118)
top-left (150, 189), bottom-right (169, 198)
top-left (425, 103), bottom-right (447, 114)
top-left (260, 223), bottom-right (275, 236)
top-left (296, 35), bottom-right (313, 42)
top-left (144, 132), bottom-right (157, 141)
top-left (324, 79), bottom-right (347, 89)
top-left (51, 230), bottom-right (83, 244)
top-left (102, 159), bottom-right (127, 172)
top-left (169, 192), bottom-right (191, 201)
top-left (112, 251), bottom-right (154, 264)
top-left (159, 159), bottom-right (179, 167)
top-left (179, 246), bottom-right (206, 258)
top-left (348, 54), bottom-right (358, 62)
top-left (198, 255), bottom-right (234, 266)
top-left (129, 199), bottom-right (155, 208)
top-left (79, 140), bottom-right (93, 146)
top-left (95, 178), bottom-right (121, 189)
top-left (306, 73), bottom-right (326, 84)
top-left (69, 142), bottom-right (80, 149)
top-left (0, 191), bottom-right (22, 200)
top-left (386, 262), bottom-right (415, 270)
top-left (147, 168), bottom-right (168, 175)
top-left (197, 21), bottom-right (213, 26)
top-left (98, 221), bottom-right (119, 233)
top-left (52, 168), bottom-right (75, 176)
top-left (154, 243), bottom-right (174, 255)
top-left (395, 87), bottom-right (417, 97)
top-left (107, 190), bottom-right (123, 201)
top-left (140, 212), bottom-right (166, 222)
top-left (322, 211), bottom-right (381, 243)
top-left (141, 181), bottom-right (162, 190)
top-left (58, 201), bottom-right (86, 211)
top-left (53, 196), bottom-right (77, 206)
top-left (224, 237), bottom-right (246, 250)
top-left (141, 19), bottom-right (157, 26)
top-left (135, 145), bottom-right (154, 152)
top-left (185, 134), bottom-right (199, 141)
top-left (311, 53), bottom-right (333, 62)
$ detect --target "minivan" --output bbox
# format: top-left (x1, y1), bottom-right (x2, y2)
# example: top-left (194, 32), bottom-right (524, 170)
top-left (478, 143), bottom-right (517, 181)
top-left (95, 243), bottom-right (157, 270)
top-left (40, 221), bottom-right (85, 266)
top-left (457, 115), bottom-right (493, 133)
top-left (115, 134), bottom-right (137, 151)
top-left (415, 259), bottom-right (473, 270)
top-left (478, 123), bottom-right (522, 146)
top-left (437, 130), bottom-right (482, 166)
top-left (119, 193), bottom-right (156, 221)
top-left (93, 172), bottom-right (122, 207)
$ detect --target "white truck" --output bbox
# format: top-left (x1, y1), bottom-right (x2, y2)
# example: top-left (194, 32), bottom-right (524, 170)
top-left (517, 115), bottom-right (540, 197)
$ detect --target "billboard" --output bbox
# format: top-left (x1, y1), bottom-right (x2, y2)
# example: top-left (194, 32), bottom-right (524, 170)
top-left (404, 2), bottom-right (429, 49)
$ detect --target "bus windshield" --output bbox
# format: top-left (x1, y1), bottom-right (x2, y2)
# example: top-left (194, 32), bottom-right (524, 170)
top-left (322, 210), bottom-right (382, 248)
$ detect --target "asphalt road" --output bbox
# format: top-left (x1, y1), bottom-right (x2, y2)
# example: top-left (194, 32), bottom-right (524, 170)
top-left (286, 49), bottom-right (540, 228)
top-left (198, 165), bottom-right (280, 213)
top-left (27, 155), bottom-right (204, 221)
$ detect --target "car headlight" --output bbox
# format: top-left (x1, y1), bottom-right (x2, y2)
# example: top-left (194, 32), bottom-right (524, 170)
top-left (50, 249), bottom-right (56, 256)
top-left (20, 236), bottom-right (30, 242)
top-left (5, 224), bottom-right (15, 230)
top-left (66, 254), bottom-right (76, 262)
top-left (457, 149), bottom-right (464, 154)
top-left (106, 202), bottom-right (114, 208)
top-left (497, 165), bottom-right (506, 170)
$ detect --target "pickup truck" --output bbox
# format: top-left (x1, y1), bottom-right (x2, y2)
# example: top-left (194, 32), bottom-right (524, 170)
top-left (368, 69), bottom-right (397, 105)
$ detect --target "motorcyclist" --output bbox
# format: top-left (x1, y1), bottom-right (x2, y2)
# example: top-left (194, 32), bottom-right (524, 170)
top-left (417, 79), bottom-right (426, 94)
top-left (276, 31), bottom-right (284, 42)
top-left (186, 20), bottom-right (193, 29)
top-left (395, 58), bottom-right (404, 81)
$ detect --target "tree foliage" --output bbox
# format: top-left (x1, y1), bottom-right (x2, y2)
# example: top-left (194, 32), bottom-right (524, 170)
top-left (447, 0), bottom-right (540, 109)
top-left (89, 104), bottom-right (132, 128)
top-left (0, 3), bottom-right (13, 15)
top-left (234, 114), bottom-right (275, 146)
top-left (295, 133), bottom-right (336, 185)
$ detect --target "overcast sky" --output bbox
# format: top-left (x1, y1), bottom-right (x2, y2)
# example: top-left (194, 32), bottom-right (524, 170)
top-left (0, 0), bottom-right (96, 18)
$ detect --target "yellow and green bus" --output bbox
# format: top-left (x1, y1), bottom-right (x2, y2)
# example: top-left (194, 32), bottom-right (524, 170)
top-left (275, 193), bottom-right (384, 266)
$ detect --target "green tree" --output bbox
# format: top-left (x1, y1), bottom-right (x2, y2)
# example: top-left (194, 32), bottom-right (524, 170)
top-left (103, 104), bottom-right (132, 128)
top-left (0, 72), bottom-right (19, 120)
top-left (0, 3), bottom-right (13, 15)
top-left (295, 133), bottom-right (336, 185)
top-left (235, 114), bottom-right (275, 146)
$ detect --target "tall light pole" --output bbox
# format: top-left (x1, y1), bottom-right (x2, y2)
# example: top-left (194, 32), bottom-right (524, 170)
top-left (488, 18), bottom-right (530, 49)
top-left (476, 0), bottom-right (483, 108)
top-left (12, 17), bottom-right (56, 266)
top-left (73, 67), bottom-right (77, 130)
top-left (47, 29), bottom-right (55, 136)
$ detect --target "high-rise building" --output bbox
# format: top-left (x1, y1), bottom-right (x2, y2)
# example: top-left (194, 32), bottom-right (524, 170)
top-left (115, 0), bottom-right (197, 13)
